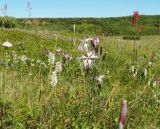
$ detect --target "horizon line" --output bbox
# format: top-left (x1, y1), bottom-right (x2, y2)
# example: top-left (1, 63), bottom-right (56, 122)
top-left (3, 14), bottom-right (160, 19)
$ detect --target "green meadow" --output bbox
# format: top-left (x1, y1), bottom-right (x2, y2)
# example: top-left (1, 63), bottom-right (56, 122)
top-left (0, 27), bottom-right (160, 128)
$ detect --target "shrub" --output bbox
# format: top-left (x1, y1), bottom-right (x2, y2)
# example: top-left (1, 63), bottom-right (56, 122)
top-left (0, 16), bottom-right (16, 28)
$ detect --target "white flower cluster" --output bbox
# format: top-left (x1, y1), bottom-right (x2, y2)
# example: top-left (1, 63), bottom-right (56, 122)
top-left (49, 52), bottom-right (63, 86)
top-left (2, 41), bottom-right (13, 48)
top-left (50, 61), bottom-right (62, 86)
top-left (50, 71), bottom-right (58, 86)
top-left (55, 61), bottom-right (62, 73)
top-left (10, 51), bottom-right (48, 68)
top-left (48, 52), bottom-right (55, 65)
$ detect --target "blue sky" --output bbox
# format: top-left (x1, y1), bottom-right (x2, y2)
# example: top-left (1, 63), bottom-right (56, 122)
top-left (0, 0), bottom-right (160, 18)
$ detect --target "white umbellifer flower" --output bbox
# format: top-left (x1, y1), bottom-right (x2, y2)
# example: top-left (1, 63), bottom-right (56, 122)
top-left (78, 40), bottom-right (89, 51)
top-left (82, 59), bottom-right (93, 69)
top-left (55, 61), bottom-right (62, 73)
top-left (144, 68), bottom-right (147, 77)
top-left (48, 52), bottom-right (55, 65)
top-left (2, 42), bottom-right (13, 47)
top-left (96, 75), bottom-right (105, 86)
top-left (50, 71), bottom-right (58, 86)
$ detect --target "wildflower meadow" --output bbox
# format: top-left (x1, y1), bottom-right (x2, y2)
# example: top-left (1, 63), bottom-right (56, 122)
top-left (0, 1), bottom-right (160, 129)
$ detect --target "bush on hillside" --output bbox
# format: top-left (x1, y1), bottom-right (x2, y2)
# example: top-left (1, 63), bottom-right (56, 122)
top-left (0, 16), bottom-right (16, 28)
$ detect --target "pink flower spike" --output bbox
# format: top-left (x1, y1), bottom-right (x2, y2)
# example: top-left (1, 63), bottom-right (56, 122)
top-left (118, 100), bottom-right (127, 129)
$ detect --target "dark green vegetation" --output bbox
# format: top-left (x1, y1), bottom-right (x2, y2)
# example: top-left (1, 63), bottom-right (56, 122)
top-left (0, 29), bottom-right (160, 128)
top-left (17, 15), bottom-right (160, 35)
top-left (1, 15), bottom-right (160, 35)
top-left (0, 17), bottom-right (16, 28)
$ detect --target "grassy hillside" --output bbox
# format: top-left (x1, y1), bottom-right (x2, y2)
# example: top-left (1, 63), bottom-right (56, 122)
top-left (15, 15), bottom-right (160, 35)
top-left (0, 29), bottom-right (160, 128)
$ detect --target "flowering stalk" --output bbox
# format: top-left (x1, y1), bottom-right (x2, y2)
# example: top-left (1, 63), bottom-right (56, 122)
top-left (91, 37), bottom-right (100, 53)
top-left (2, 42), bottom-right (13, 67)
top-left (118, 100), bottom-right (127, 129)
top-left (50, 71), bottom-right (58, 86)
top-left (48, 52), bottom-right (55, 66)
top-left (132, 11), bottom-right (139, 26)
top-left (50, 61), bottom-right (62, 86)
top-left (132, 11), bottom-right (140, 66)
top-left (55, 61), bottom-right (62, 73)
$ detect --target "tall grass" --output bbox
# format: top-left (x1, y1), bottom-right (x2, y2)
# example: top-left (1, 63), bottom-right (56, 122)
top-left (0, 30), bottom-right (159, 128)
